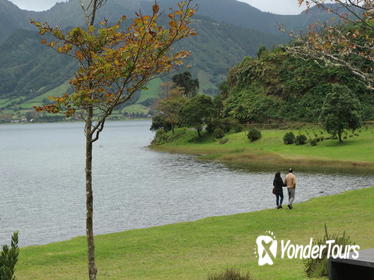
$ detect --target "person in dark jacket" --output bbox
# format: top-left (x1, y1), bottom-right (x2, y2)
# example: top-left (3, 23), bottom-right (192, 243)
top-left (273, 172), bottom-right (285, 209)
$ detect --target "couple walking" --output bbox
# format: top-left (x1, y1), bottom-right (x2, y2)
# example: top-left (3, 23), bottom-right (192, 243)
top-left (273, 168), bottom-right (296, 209)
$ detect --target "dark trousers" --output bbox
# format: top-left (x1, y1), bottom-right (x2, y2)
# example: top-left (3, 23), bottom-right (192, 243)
top-left (276, 192), bottom-right (284, 206)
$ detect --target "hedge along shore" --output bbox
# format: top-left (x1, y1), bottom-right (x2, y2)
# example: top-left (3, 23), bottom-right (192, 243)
top-left (150, 127), bottom-right (374, 174)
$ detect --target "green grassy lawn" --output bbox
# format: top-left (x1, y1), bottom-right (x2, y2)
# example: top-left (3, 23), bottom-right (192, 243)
top-left (227, 129), bottom-right (374, 162)
top-left (20, 82), bottom-right (71, 109)
top-left (17, 187), bottom-right (374, 280)
top-left (0, 96), bottom-right (26, 109)
top-left (122, 104), bottom-right (150, 115)
top-left (0, 98), bottom-right (10, 107)
top-left (121, 78), bottom-right (162, 115)
top-left (136, 78), bottom-right (162, 104)
top-left (152, 127), bottom-right (374, 173)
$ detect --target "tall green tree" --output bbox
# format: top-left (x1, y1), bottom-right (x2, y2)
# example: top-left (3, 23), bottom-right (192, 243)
top-left (151, 94), bottom-right (188, 133)
top-left (31, 1), bottom-right (196, 279)
top-left (319, 84), bottom-right (362, 143)
top-left (181, 95), bottom-right (214, 137)
top-left (172, 71), bottom-right (199, 98)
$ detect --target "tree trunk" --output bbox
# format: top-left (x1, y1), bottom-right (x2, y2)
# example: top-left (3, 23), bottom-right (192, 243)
top-left (338, 131), bottom-right (343, 143)
top-left (85, 107), bottom-right (97, 280)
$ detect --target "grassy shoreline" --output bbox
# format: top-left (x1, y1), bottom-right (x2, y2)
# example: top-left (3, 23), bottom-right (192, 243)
top-left (17, 187), bottom-right (374, 280)
top-left (150, 128), bottom-right (374, 174)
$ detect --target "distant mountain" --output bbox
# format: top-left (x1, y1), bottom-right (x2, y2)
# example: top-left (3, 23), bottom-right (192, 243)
top-left (160, 0), bottom-right (308, 34)
top-left (0, 15), bottom-right (285, 100)
top-left (28, 0), bottom-right (337, 34)
top-left (0, 0), bottom-right (29, 43)
top-left (166, 0), bottom-right (345, 34)
top-left (27, 0), bottom-right (140, 28)
top-left (0, 0), bottom-right (343, 43)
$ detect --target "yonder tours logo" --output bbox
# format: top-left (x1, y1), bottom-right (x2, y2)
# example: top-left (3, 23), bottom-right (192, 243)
top-left (255, 231), bottom-right (360, 266)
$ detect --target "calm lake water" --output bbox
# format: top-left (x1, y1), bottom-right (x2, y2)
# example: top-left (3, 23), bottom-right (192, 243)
top-left (1, 120), bottom-right (374, 246)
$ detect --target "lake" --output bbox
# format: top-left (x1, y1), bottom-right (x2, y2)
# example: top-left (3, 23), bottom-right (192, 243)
top-left (1, 120), bottom-right (374, 246)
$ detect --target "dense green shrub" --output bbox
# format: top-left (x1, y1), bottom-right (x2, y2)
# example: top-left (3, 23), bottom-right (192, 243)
top-left (295, 134), bottom-right (307, 145)
top-left (151, 128), bottom-right (189, 145)
top-left (283, 132), bottom-right (296, 144)
top-left (219, 138), bottom-right (229, 144)
top-left (208, 268), bottom-right (252, 280)
top-left (0, 232), bottom-right (19, 280)
top-left (207, 119), bottom-right (222, 134)
top-left (247, 128), bottom-right (262, 142)
top-left (304, 225), bottom-right (356, 278)
top-left (152, 128), bottom-right (169, 145)
top-left (150, 114), bottom-right (173, 132)
top-left (207, 118), bottom-right (243, 134)
top-left (231, 122), bottom-right (244, 133)
top-left (225, 89), bottom-right (281, 123)
top-left (310, 139), bottom-right (318, 146)
top-left (227, 118), bottom-right (244, 133)
top-left (214, 128), bottom-right (225, 139)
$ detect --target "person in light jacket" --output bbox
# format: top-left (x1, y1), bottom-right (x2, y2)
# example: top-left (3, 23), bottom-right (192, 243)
top-left (284, 168), bottom-right (296, 209)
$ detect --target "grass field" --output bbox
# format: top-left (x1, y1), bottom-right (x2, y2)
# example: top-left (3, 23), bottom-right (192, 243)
top-left (20, 82), bottom-right (71, 109)
top-left (122, 104), bottom-right (150, 115)
top-left (136, 78), bottom-right (162, 104)
top-left (121, 78), bottom-right (162, 115)
top-left (0, 98), bottom-right (10, 107)
top-left (152, 127), bottom-right (374, 173)
top-left (16, 187), bottom-right (374, 280)
top-left (0, 96), bottom-right (25, 109)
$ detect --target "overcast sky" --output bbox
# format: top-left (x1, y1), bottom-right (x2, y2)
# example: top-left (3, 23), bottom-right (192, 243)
top-left (239, 0), bottom-right (307, 14)
top-left (9, 0), bottom-right (306, 15)
top-left (9, 0), bottom-right (66, 11)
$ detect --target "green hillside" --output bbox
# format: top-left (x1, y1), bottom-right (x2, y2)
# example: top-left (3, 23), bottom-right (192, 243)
top-left (0, 29), bottom-right (76, 100)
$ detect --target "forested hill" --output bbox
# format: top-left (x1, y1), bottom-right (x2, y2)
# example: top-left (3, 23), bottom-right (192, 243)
top-left (0, 0), bottom-right (338, 119)
top-left (221, 47), bottom-right (374, 123)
